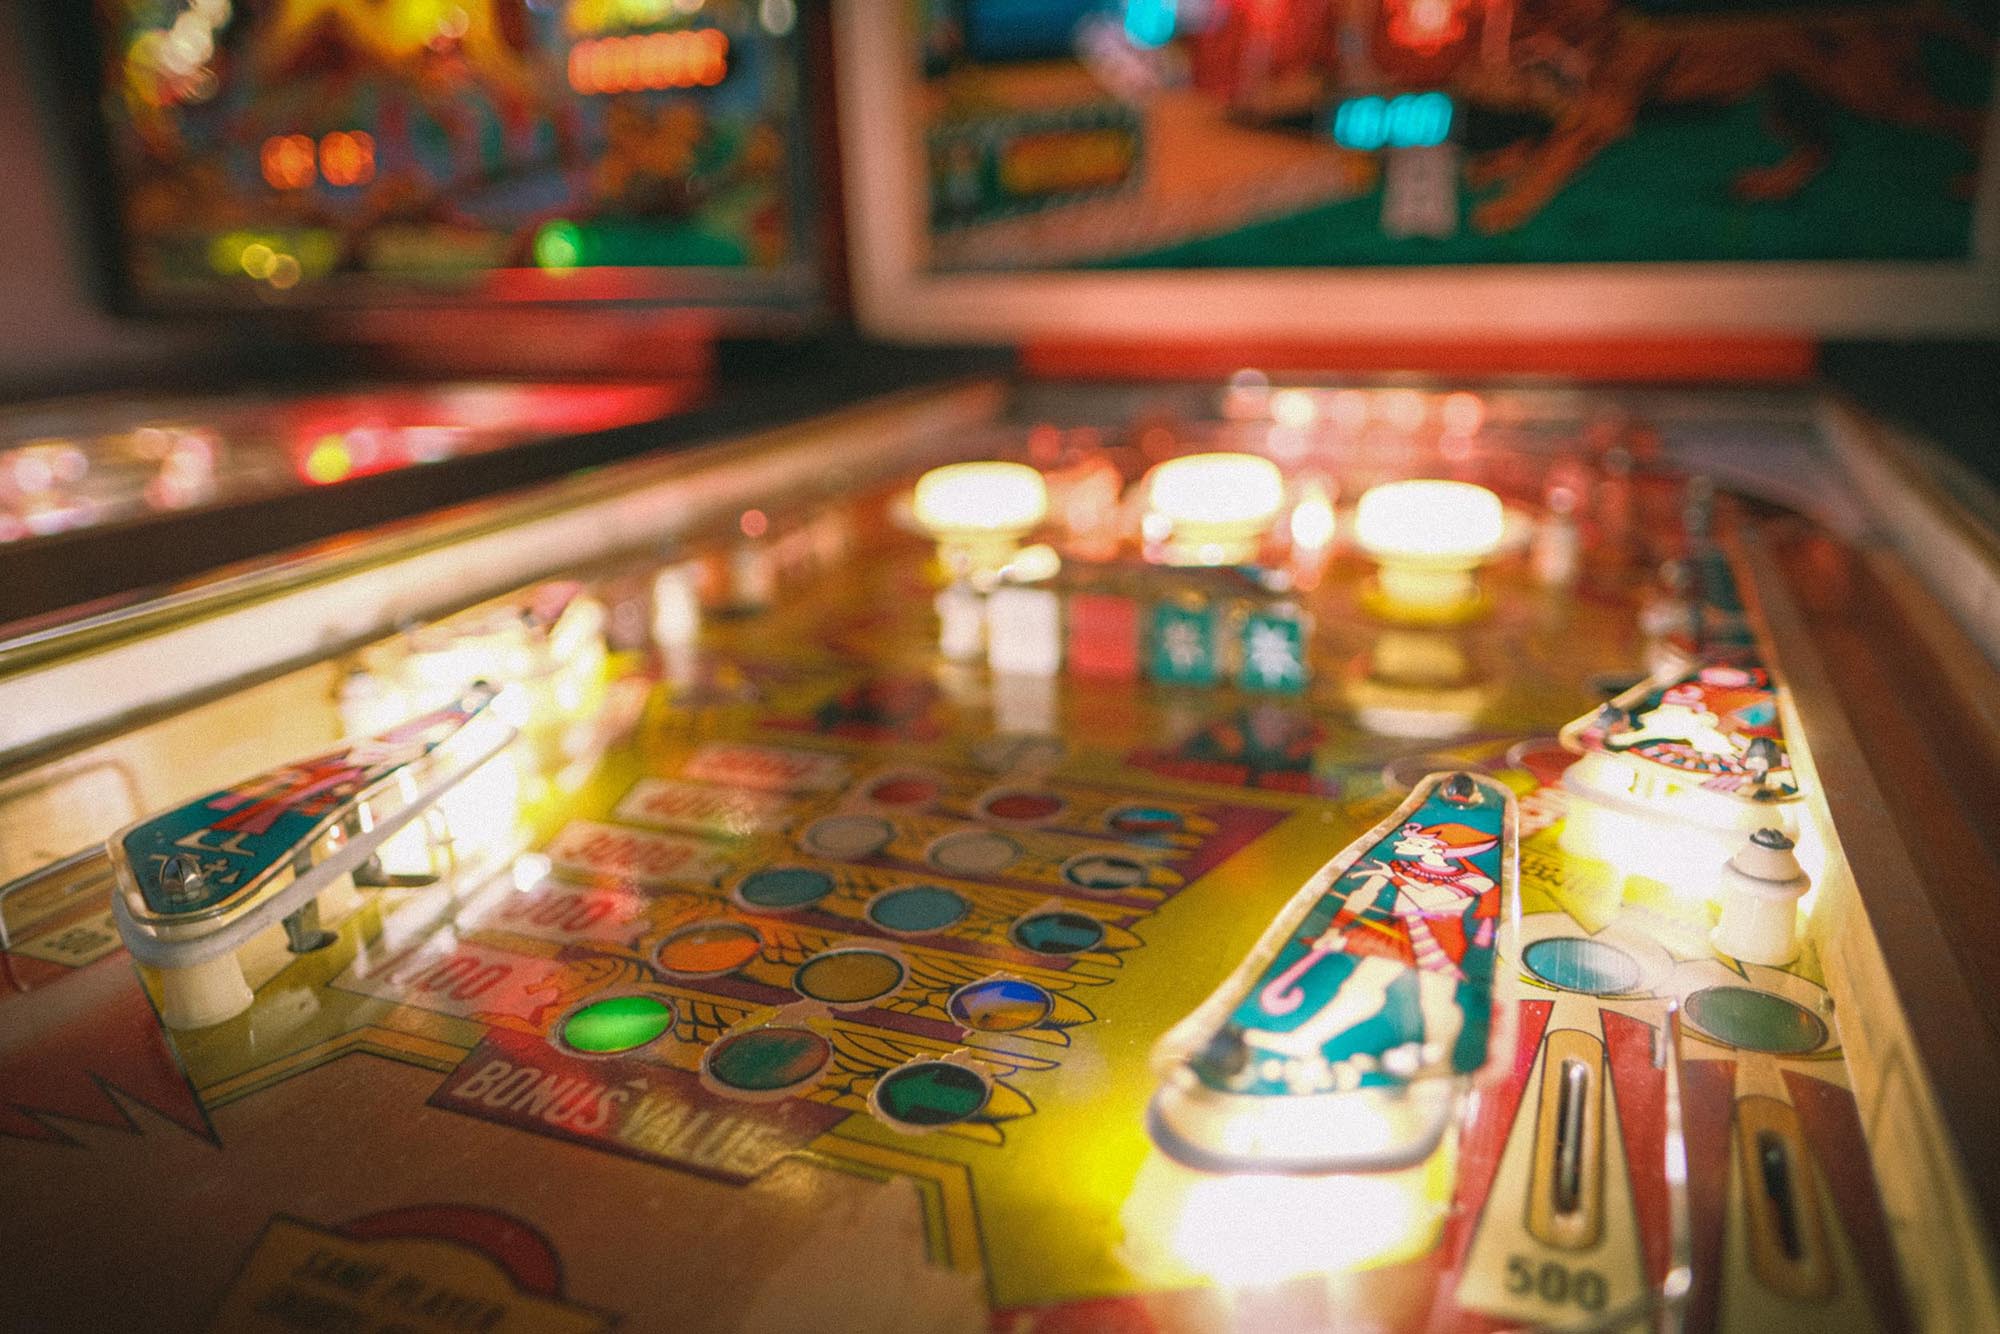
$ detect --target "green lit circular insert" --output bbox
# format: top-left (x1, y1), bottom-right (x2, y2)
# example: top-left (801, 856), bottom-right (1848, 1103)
top-left (559, 995), bottom-right (674, 1055)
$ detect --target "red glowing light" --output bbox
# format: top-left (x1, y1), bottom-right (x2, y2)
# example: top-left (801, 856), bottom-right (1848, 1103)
top-left (1027, 424), bottom-right (1063, 466)
top-left (281, 384), bottom-right (698, 487)
top-left (739, 509), bottom-right (768, 538)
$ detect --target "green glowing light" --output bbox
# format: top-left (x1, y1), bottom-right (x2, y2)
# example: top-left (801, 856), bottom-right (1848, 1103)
top-left (560, 995), bottom-right (673, 1054)
top-left (535, 220), bottom-right (585, 271)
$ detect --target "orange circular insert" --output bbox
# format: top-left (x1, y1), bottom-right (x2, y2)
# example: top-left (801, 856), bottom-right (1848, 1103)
top-left (655, 921), bottom-right (763, 978)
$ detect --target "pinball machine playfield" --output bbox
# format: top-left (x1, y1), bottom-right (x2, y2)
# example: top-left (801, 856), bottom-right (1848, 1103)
top-left (3, 374), bottom-right (1997, 1334)
top-left (2, 2), bottom-right (1999, 1333)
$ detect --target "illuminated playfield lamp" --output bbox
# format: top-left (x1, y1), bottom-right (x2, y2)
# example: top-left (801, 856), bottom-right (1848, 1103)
top-left (1146, 452), bottom-right (1284, 566)
top-left (912, 461), bottom-right (1048, 578)
top-left (1355, 480), bottom-right (1505, 621)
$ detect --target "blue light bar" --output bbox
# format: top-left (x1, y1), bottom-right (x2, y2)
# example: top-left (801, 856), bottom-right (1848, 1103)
top-left (1331, 92), bottom-right (1454, 150)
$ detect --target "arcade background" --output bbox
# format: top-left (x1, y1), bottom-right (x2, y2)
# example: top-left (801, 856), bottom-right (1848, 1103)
top-left (0, 3), bottom-right (1988, 481)
top-left (83, 0), bottom-right (814, 308)
top-left (0, 10), bottom-right (195, 394)
top-left (0, 1), bottom-right (822, 392)
top-left (917, 0), bottom-right (1999, 271)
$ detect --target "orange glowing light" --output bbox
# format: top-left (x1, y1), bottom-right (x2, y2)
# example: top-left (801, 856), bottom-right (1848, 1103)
top-left (261, 134), bottom-right (317, 190)
top-left (739, 509), bottom-right (769, 538)
top-left (645, 31), bottom-right (674, 78)
top-left (567, 29), bottom-right (728, 94)
top-left (319, 130), bottom-right (376, 187)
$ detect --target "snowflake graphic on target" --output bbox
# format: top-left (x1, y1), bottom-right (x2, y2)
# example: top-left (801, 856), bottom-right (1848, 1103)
top-left (1244, 621), bottom-right (1304, 689)
top-left (1163, 621), bottom-right (1207, 672)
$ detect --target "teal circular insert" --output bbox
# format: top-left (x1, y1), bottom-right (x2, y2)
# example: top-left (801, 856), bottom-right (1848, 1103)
top-left (703, 1027), bottom-right (831, 1095)
top-left (868, 885), bottom-right (970, 935)
top-left (1523, 937), bottom-right (1642, 996)
top-left (737, 866), bottom-right (835, 912)
top-left (873, 1061), bottom-right (990, 1127)
top-left (560, 995), bottom-right (674, 1055)
top-left (1062, 852), bottom-right (1147, 891)
top-left (1010, 910), bottom-right (1106, 956)
top-left (1684, 986), bottom-right (1827, 1055)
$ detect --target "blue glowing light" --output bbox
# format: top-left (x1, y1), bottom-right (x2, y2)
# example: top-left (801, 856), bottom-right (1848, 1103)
top-left (1331, 92), bottom-right (1454, 150)
top-left (1125, 0), bottom-right (1178, 47)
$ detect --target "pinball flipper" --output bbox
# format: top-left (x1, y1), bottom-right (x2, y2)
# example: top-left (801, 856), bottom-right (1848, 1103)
top-left (1148, 771), bottom-right (1518, 1173)
top-left (1559, 660), bottom-right (1801, 804)
top-left (107, 684), bottom-right (517, 1030)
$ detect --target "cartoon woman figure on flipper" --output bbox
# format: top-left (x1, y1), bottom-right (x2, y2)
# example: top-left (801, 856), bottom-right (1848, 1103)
top-left (1241, 820), bottom-right (1499, 1087)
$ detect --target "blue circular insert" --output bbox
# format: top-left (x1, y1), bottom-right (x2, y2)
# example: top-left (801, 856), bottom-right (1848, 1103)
top-left (737, 866), bottom-right (835, 912)
top-left (868, 885), bottom-right (971, 935)
top-left (1107, 805), bottom-right (1184, 838)
top-left (1522, 937), bottom-right (1642, 995)
top-left (948, 978), bottom-right (1054, 1032)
